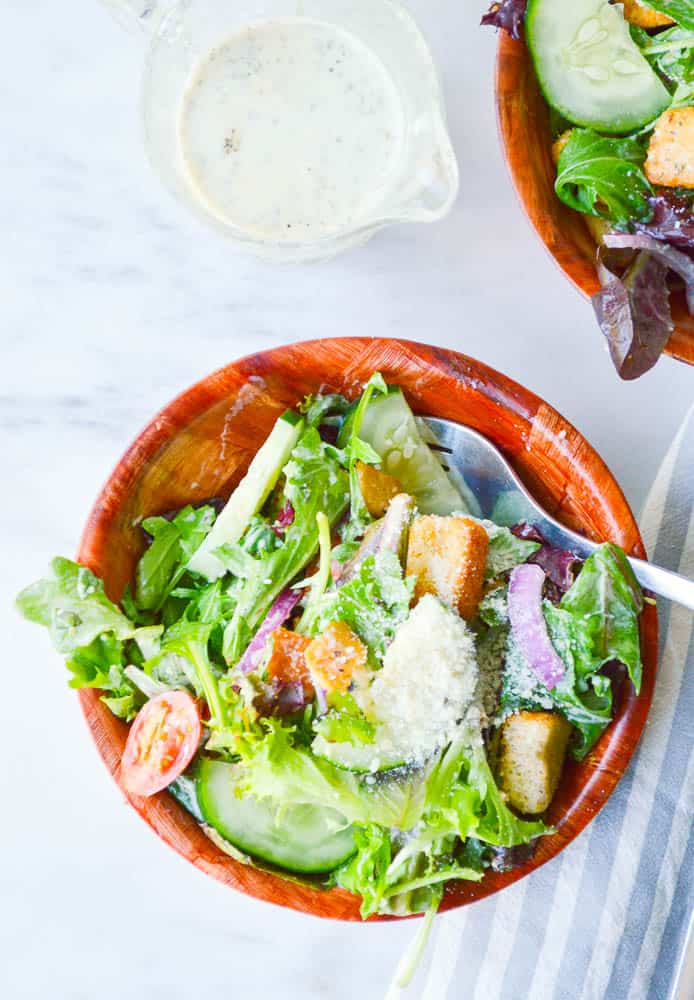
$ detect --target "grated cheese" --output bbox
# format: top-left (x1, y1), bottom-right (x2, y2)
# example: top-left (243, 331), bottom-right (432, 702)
top-left (358, 594), bottom-right (478, 763)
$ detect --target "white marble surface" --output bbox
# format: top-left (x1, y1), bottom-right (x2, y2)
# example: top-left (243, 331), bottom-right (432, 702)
top-left (1, 1), bottom-right (692, 998)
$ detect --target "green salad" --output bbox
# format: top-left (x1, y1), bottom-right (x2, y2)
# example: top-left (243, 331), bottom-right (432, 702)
top-left (482, 0), bottom-right (694, 379)
top-left (17, 374), bottom-right (644, 919)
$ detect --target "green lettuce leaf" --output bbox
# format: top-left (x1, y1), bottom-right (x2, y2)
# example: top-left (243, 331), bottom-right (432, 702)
top-left (482, 522), bottom-right (541, 579)
top-left (16, 557), bottom-right (139, 654)
top-left (499, 543), bottom-right (642, 757)
top-left (337, 372), bottom-right (389, 547)
top-left (309, 550), bottom-right (414, 660)
top-left (332, 734), bottom-right (546, 917)
top-left (426, 738), bottom-right (548, 848)
top-left (237, 720), bottom-right (428, 829)
top-left (555, 130), bottom-right (652, 228)
top-left (222, 426), bottom-right (349, 664)
top-left (559, 542), bottom-right (643, 692)
top-left (313, 692), bottom-right (376, 746)
top-left (161, 621), bottom-right (232, 733)
top-left (136, 504), bottom-right (216, 611)
top-left (66, 633), bottom-right (143, 720)
top-left (16, 558), bottom-right (151, 720)
top-left (634, 25), bottom-right (694, 108)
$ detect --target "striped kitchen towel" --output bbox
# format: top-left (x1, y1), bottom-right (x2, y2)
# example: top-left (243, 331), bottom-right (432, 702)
top-left (393, 404), bottom-right (694, 1000)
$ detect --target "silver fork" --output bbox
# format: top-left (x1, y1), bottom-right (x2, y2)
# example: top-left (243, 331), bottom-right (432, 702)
top-left (420, 416), bottom-right (694, 610)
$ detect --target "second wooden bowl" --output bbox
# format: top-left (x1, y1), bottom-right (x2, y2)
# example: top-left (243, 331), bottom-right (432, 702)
top-left (496, 31), bottom-right (694, 367)
top-left (76, 337), bottom-right (657, 920)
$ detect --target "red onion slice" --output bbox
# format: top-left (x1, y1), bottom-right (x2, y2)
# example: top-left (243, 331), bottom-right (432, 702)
top-left (508, 564), bottom-right (565, 689)
top-left (236, 588), bottom-right (302, 674)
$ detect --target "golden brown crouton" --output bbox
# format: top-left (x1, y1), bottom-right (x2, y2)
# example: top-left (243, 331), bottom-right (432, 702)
top-left (356, 461), bottom-right (402, 517)
top-left (619, 0), bottom-right (674, 28)
top-left (498, 711), bottom-right (572, 815)
top-left (305, 621), bottom-right (368, 693)
top-left (266, 628), bottom-right (314, 698)
top-left (645, 108), bottom-right (694, 189)
top-left (552, 129), bottom-right (573, 165)
top-left (406, 515), bottom-right (489, 621)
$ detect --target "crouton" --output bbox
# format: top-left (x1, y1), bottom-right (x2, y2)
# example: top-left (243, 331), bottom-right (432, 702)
top-left (645, 108), bottom-right (694, 189)
top-left (552, 129), bottom-right (573, 165)
top-left (619, 0), bottom-right (674, 29)
top-left (356, 461), bottom-right (402, 517)
top-left (266, 628), bottom-right (314, 698)
top-left (498, 711), bottom-right (572, 815)
top-left (305, 620), bottom-right (368, 693)
top-left (406, 515), bottom-right (488, 621)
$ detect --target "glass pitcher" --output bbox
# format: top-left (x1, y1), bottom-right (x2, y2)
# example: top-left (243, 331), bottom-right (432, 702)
top-left (103, 0), bottom-right (459, 263)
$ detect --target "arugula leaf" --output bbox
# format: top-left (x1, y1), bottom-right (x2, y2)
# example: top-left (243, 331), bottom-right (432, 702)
top-left (222, 427), bottom-right (349, 664)
top-left (310, 551), bottom-right (414, 660)
top-left (640, 0), bottom-right (694, 31)
top-left (16, 557), bottom-right (138, 654)
top-left (555, 129), bottom-right (653, 228)
top-left (136, 505), bottom-right (215, 611)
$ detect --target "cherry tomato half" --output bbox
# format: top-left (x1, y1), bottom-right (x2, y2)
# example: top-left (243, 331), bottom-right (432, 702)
top-left (121, 690), bottom-right (201, 797)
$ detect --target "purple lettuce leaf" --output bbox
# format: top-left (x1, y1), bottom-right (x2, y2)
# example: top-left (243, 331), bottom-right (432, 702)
top-left (254, 678), bottom-right (310, 718)
top-left (481, 0), bottom-right (527, 40)
top-left (512, 523), bottom-right (580, 600)
top-left (604, 232), bottom-right (694, 313)
top-left (272, 500), bottom-right (295, 536)
top-left (634, 192), bottom-right (694, 255)
top-left (592, 250), bottom-right (674, 380)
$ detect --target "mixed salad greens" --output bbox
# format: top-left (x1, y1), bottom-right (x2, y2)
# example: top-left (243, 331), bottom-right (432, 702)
top-left (482, 0), bottom-right (694, 379)
top-left (17, 375), bottom-right (644, 919)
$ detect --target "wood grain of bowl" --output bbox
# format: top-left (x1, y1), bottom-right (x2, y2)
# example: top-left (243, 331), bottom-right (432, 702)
top-left (76, 337), bottom-right (658, 920)
top-left (495, 31), bottom-right (694, 367)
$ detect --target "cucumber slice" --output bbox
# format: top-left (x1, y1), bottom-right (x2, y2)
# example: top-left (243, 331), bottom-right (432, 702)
top-left (341, 388), bottom-right (465, 515)
top-left (311, 733), bottom-right (405, 774)
top-left (526, 0), bottom-right (670, 133)
top-left (197, 759), bottom-right (356, 873)
top-left (187, 410), bottom-right (304, 580)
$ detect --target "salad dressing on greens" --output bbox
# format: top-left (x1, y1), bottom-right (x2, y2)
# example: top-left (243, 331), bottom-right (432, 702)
top-left (17, 374), bottom-right (644, 919)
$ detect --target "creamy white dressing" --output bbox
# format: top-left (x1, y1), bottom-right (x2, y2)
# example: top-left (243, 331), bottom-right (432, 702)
top-left (178, 18), bottom-right (406, 242)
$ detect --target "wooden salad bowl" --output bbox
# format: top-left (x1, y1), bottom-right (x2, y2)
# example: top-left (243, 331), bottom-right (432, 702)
top-left (77, 337), bottom-right (658, 920)
top-left (495, 31), bottom-right (694, 367)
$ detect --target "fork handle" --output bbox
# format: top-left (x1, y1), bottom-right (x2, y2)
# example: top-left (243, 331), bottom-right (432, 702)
top-left (627, 557), bottom-right (694, 611)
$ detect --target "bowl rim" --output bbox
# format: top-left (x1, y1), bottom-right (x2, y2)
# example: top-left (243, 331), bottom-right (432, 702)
top-left (494, 30), bottom-right (694, 368)
top-left (75, 336), bottom-right (658, 921)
